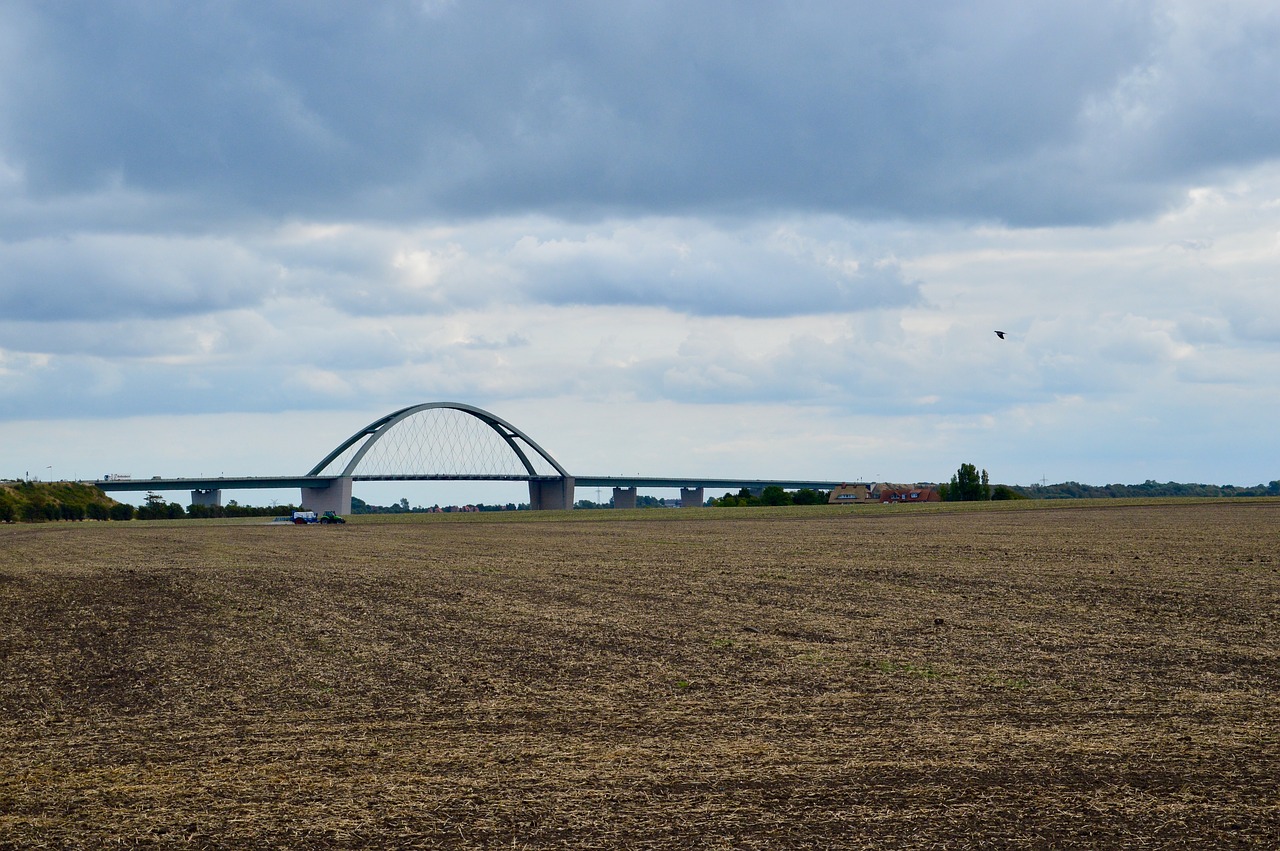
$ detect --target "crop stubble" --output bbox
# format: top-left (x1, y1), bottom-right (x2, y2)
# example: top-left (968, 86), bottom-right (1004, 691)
top-left (0, 502), bottom-right (1277, 848)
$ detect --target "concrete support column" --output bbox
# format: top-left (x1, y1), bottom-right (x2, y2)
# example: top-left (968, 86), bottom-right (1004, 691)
top-left (190, 488), bottom-right (222, 507)
top-left (301, 477), bottom-right (353, 515)
top-left (680, 487), bottom-right (705, 508)
top-left (529, 477), bottom-right (575, 511)
top-left (612, 487), bottom-right (637, 509)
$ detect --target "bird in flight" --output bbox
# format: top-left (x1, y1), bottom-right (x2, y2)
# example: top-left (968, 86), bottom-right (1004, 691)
top-left (994, 330), bottom-right (1006, 339)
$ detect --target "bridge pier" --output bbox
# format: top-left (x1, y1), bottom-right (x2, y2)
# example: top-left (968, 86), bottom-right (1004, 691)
top-left (190, 488), bottom-right (222, 508)
top-left (529, 477), bottom-right (575, 511)
top-left (301, 477), bottom-right (353, 515)
top-left (680, 487), bottom-right (705, 508)
top-left (612, 487), bottom-right (637, 509)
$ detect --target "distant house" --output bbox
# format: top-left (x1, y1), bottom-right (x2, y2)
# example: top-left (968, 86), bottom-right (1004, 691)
top-left (879, 485), bottom-right (941, 504)
top-left (828, 483), bottom-right (873, 504)
top-left (829, 482), bottom-right (942, 505)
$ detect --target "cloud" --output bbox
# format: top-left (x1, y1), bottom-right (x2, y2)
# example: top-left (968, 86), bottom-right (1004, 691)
top-left (4, 169), bottom-right (1280, 427)
top-left (3, 1), bottom-right (1278, 227)
top-left (506, 220), bottom-right (921, 316)
top-left (0, 234), bottom-right (273, 321)
top-left (225, 216), bottom-right (920, 320)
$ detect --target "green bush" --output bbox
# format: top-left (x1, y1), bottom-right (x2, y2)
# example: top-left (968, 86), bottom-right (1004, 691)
top-left (791, 488), bottom-right (828, 505)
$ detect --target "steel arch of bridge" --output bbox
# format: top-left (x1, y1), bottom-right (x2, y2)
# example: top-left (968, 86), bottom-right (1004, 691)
top-left (306, 402), bottom-right (571, 481)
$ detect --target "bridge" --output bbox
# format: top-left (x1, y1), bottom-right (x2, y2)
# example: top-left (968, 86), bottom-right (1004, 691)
top-left (92, 402), bottom-right (851, 513)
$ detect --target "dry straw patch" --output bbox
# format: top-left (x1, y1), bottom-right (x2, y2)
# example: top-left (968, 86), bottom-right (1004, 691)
top-left (1, 500), bottom-right (1278, 848)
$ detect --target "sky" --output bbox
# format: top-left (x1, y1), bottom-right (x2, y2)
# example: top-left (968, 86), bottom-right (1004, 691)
top-left (2, 0), bottom-right (1279, 507)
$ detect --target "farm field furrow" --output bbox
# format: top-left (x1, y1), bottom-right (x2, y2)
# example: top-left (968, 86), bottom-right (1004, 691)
top-left (1, 501), bottom-right (1277, 848)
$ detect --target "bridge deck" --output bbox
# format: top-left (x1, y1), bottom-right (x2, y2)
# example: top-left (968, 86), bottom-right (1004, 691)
top-left (573, 477), bottom-right (847, 491)
top-left (92, 475), bottom-right (853, 493)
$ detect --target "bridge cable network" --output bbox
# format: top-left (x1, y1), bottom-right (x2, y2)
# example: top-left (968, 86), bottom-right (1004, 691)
top-left (307, 402), bottom-right (569, 480)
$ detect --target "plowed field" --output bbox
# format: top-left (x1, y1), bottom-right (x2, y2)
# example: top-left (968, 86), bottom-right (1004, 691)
top-left (2, 501), bottom-right (1278, 848)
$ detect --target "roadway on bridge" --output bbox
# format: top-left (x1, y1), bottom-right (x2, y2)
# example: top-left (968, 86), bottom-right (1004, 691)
top-left (92, 474), bottom-right (850, 494)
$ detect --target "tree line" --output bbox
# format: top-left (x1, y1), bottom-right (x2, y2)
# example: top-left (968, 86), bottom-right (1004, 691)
top-left (3, 472), bottom-right (1278, 523)
top-left (1014, 479), bottom-right (1280, 499)
top-left (350, 497), bottom-right (523, 513)
top-left (939, 463), bottom-right (1280, 501)
top-left (711, 486), bottom-right (828, 507)
top-left (0, 482), bottom-right (300, 522)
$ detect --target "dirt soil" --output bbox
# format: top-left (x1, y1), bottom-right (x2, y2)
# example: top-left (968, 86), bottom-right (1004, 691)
top-left (1, 501), bottom-right (1278, 848)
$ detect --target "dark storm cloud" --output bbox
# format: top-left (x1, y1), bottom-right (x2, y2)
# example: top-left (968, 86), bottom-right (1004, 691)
top-left (5, 1), bottom-right (1276, 227)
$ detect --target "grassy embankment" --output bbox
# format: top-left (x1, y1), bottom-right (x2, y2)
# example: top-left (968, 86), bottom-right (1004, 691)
top-left (0, 480), bottom-right (120, 522)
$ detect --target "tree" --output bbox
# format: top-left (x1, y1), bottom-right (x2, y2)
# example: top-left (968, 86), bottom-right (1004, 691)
top-left (134, 492), bottom-right (183, 520)
top-left (760, 486), bottom-right (791, 506)
top-left (946, 463), bottom-right (991, 501)
top-left (137, 492), bottom-right (167, 520)
top-left (791, 488), bottom-right (827, 505)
